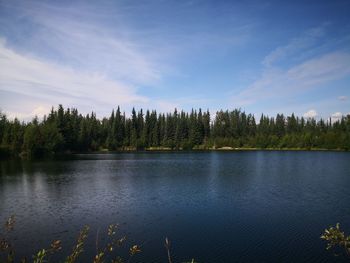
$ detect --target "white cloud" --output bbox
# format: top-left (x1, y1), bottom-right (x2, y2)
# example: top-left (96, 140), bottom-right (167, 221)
top-left (0, 0), bottom-right (252, 86)
top-left (0, 1), bottom-right (171, 120)
top-left (7, 106), bottom-right (50, 120)
top-left (262, 26), bottom-right (326, 67)
top-left (231, 24), bottom-right (350, 118)
top-left (303, 109), bottom-right (317, 119)
top-left (331, 112), bottom-right (343, 123)
top-left (0, 0), bottom-right (256, 120)
top-left (338, 95), bottom-right (348, 101)
top-left (0, 41), bottom-right (204, 120)
top-left (232, 52), bottom-right (350, 107)
top-left (8, 2), bottom-right (162, 85)
top-left (0, 41), bottom-right (150, 119)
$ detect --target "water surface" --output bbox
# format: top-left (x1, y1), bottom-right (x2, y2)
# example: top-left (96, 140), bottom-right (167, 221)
top-left (1, 151), bottom-right (350, 262)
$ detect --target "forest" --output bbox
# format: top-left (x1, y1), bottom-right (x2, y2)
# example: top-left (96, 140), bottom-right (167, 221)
top-left (0, 105), bottom-right (349, 158)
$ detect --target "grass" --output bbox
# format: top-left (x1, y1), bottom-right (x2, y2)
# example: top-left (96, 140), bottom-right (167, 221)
top-left (0, 216), bottom-right (197, 263)
top-left (3, 215), bottom-right (349, 262)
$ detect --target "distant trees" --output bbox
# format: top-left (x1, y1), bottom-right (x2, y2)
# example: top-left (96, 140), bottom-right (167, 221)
top-left (0, 106), bottom-right (349, 158)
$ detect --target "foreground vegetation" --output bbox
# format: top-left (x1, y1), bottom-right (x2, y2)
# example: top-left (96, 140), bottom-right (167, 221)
top-left (321, 223), bottom-right (350, 259)
top-left (0, 105), bottom-right (349, 158)
top-left (2, 216), bottom-right (349, 262)
top-left (0, 216), bottom-right (196, 263)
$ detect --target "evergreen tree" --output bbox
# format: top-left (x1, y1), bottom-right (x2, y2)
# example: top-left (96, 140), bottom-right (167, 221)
top-left (1, 105), bottom-right (349, 159)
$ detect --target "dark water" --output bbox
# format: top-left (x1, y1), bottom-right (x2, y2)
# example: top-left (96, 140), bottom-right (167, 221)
top-left (1, 151), bottom-right (350, 262)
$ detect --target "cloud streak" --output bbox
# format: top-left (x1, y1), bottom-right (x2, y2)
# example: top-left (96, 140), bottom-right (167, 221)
top-left (231, 23), bottom-right (350, 115)
top-left (0, 41), bottom-right (209, 119)
top-left (0, 41), bottom-right (150, 118)
top-left (1, 1), bottom-right (162, 85)
top-left (338, 96), bottom-right (348, 101)
top-left (233, 51), bottom-right (350, 107)
top-left (262, 25), bottom-right (327, 67)
top-left (1, 1), bottom-right (349, 120)
top-left (0, 0), bottom-right (257, 120)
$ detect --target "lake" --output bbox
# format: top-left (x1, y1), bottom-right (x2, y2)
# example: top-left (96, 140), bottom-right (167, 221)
top-left (1, 151), bottom-right (350, 262)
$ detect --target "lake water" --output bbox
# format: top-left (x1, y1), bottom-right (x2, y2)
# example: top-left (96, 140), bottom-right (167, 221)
top-left (0, 151), bottom-right (350, 262)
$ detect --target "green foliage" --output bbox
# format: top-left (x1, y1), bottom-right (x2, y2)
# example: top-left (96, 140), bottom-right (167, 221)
top-left (321, 223), bottom-right (350, 258)
top-left (65, 225), bottom-right (89, 263)
top-left (0, 216), bottom-right (195, 263)
top-left (0, 106), bottom-right (349, 158)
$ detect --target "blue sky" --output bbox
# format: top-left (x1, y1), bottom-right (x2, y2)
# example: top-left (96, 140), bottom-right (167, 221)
top-left (0, 0), bottom-right (349, 121)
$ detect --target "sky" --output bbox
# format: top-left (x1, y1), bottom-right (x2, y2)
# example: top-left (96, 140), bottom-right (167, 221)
top-left (0, 0), bottom-right (350, 121)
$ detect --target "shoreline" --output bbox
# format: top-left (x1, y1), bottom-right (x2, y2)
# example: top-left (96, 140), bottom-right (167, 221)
top-left (1, 147), bottom-right (348, 160)
top-left (89, 147), bottom-right (348, 153)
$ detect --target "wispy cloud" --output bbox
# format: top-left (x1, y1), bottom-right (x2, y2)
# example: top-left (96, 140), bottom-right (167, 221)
top-left (0, 41), bottom-right (213, 119)
top-left (1, 0), bottom-right (202, 119)
top-left (0, 41), bottom-right (149, 118)
top-left (233, 51), bottom-right (350, 107)
top-left (338, 95), bottom-right (348, 101)
top-left (262, 25), bottom-right (327, 67)
top-left (0, 1), bottom-right (162, 85)
top-left (231, 23), bottom-right (350, 116)
top-left (1, 1), bottom-right (349, 120)
top-left (0, 0), bottom-right (256, 119)
top-left (0, 0), bottom-right (253, 84)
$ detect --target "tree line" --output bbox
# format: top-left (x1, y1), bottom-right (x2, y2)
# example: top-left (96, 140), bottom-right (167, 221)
top-left (0, 105), bottom-right (349, 158)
